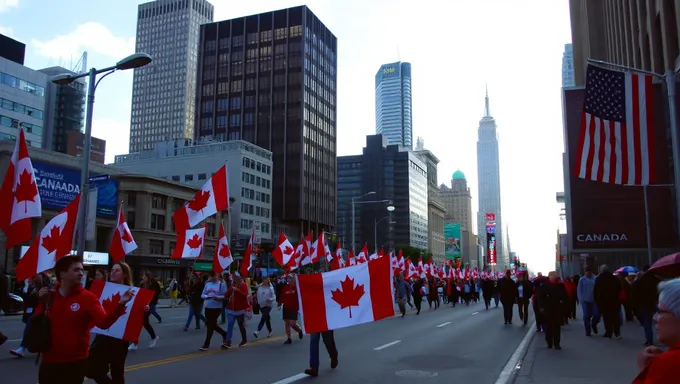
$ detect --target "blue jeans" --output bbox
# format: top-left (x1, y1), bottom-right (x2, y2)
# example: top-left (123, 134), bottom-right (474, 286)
top-left (257, 306), bottom-right (272, 333)
top-left (185, 303), bottom-right (207, 329)
top-left (493, 293), bottom-right (500, 307)
top-left (309, 331), bottom-right (337, 369)
top-left (149, 304), bottom-right (161, 322)
top-left (639, 308), bottom-right (654, 344)
top-left (226, 313), bottom-right (246, 342)
top-left (581, 301), bottom-right (600, 334)
top-left (20, 316), bottom-right (31, 347)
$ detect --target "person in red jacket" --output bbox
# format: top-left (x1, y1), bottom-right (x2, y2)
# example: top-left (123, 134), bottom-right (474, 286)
top-left (34, 255), bottom-right (132, 384)
top-left (277, 274), bottom-right (304, 344)
top-left (223, 273), bottom-right (249, 348)
top-left (563, 277), bottom-right (578, 321)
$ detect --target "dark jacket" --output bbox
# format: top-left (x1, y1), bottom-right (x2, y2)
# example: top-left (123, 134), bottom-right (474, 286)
top-left (516, 280), bottom-right (533, 303)
top-left (189, 281), bottom-right (205, 306)
top-left (631, 273), bottom-right (659, 311)
top-left (499, 277), bottom-right (518, 303)
top-left (593, 271), bottom-right (620, 308)
top-left (538, 281), bottom-right (567, 315)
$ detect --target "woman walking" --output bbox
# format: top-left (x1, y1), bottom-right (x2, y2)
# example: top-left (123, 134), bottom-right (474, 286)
top-left (199, 272), bottom-right (227, 351)
top-left (253, 276), bottom-right (276, 338)
top-left (87, 262), bottom-right (146, 384)
top-left (277, 274), bottom-right (304, 344)
top-left (128, 273), bottom-right (160, 351)
top-left (223, 274), bottom-right (249, 348)
top-left (184, 275), bottom-right (207, 331)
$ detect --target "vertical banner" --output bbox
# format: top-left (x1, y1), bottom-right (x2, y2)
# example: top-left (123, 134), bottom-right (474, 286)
top-left (487, 232), bottom-right (497, 265)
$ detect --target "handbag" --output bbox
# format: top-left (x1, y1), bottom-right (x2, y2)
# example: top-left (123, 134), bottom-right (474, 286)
top-left (24, 293), bottom-right (55, 365)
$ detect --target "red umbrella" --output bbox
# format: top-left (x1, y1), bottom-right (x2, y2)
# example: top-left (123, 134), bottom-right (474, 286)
top-left (648, 252), bottom-right (680, 279)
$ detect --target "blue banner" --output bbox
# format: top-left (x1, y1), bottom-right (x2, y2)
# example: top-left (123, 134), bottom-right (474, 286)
top-left (32, 161), bottom-right (118, 217)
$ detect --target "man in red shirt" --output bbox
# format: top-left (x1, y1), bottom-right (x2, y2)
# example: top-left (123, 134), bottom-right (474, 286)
top-left (35, 255), bottom-right (133, 384)
top-left (223, 273), bottom-right (250, 348)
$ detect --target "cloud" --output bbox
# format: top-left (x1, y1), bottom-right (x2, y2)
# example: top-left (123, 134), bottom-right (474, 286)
top-left (0, 0), bottom-right (18, 13)
top-left (0, 25), bottom-right (13, 37)
top-left (31, 22), bottom-right (134, 60)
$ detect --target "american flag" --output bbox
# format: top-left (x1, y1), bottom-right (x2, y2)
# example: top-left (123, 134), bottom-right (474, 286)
top-left (575, 64), bottom-right (656, 185)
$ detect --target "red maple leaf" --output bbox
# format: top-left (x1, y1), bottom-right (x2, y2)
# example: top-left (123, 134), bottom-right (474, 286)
top-left (330, 275), bottom-right (365, 319)
top-left (187, 190), bottom-right (211, 212)
top-left (218, 243), bottom-right (231, 258)
top-left (15, 168), bottom-right (38, 213)
top-left (282, 245), bottom-right (294, 256)
top-left (186, 233), bottom-right (203, 249)
top-left (41, 225), bottom-right (63, 254)
top-left (102, 291), bottom-right (128, 316)
top-left (120, 228), bottom-right (134, 243)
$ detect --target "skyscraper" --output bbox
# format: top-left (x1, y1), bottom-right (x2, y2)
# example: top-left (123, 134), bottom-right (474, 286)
top-left (129, 0), bottom-right (214, 153)
top-left (477, 88), bottom-right (506, 270)
top-left (194, 6), bottom-right (338, 237)
top-left (375, 61), bottom-right (412, 149)
top-left (562, 43), bottom-right (575, 87)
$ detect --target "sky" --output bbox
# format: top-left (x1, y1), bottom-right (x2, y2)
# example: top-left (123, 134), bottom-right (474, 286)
top-left (0, 0), bottom-right (572, 274)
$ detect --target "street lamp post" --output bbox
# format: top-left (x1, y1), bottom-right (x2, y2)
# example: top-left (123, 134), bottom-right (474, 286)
top-left (51, 53), bottom-right (152, 259)
top-left (374, 208), bottom-right (396, 255)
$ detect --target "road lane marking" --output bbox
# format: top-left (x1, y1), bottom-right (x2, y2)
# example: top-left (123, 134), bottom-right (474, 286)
top-left (436, 322), bottom-right (451, 328)
top-left (6, 338), bottom-right (22, 342)
top-left (494, 321), bottom-right (536, 384)
top-left (270, 373), bottom-right (309, 384)
top-left (472, 311), bottom-right (480, 315)
top-left (374, 340), bottom-right (401, 351)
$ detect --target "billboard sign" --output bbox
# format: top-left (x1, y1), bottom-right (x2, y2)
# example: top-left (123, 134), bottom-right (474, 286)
top-left (20, 246), bottom-right (109, 265)
top-left (378, 63), bottom-right (399, 80)
top-left (485, 213), bottom-right (495, 222)
top-left (487, 233), bottom-right (497, 264)
top-left (563, 88), bottom-right (678, 250)
top-left (486, 222), bottom-right (496, 234)
top-left (32, 161), bottom-right (118, 217)
top-left (444, 223), bottom-right (461, 259)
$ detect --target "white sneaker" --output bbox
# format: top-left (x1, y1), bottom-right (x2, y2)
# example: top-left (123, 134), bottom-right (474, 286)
top-left (267, 332), bottom-right (273, 338)
top-left (253, 331), bottom-right (259, 338)
top-left (10, 347), bottom-right (24, 357)
top-left (128, 344), bottom-right (138, 351)
top-left (149, 336), bottom-right (159, 348)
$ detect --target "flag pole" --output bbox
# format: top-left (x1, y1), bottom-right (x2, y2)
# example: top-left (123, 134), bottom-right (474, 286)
top-left (643, 185), bottom-right (653, 266)
top-left (587, 59), bottom-right (680, 246)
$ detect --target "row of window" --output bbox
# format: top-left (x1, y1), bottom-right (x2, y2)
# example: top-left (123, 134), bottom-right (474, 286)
top-left (243, 156), bottom-right (271, 175)
top-left (242, 171), bottom-right (271, 189)
top-left (241, 186), bottom-right (271, 204)
top-left (239, 218), bottom-right (270, 234)
top-left (0, 115), bottom-right (42, 135)
top-left (0, 98), bottom-right (44, 120)
top-left (0, 72), bottom-right (45, 97)
top-left (0, 132), bottom-right (30, 145)
top-left (240, 202), bottom-right (270, 218)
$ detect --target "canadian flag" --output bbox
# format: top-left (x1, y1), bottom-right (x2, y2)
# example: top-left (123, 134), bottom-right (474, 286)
top-left (272, 232), bottom-right (294, 267)
top-left (299, 232), bottom-right (313, 266)
top-left (90, 280), bottom-right (155, 343)
top-left (356, 243), bottom-right (368, 264)
top-left (0, 128), bottom-right (41, 249)
top-left (347, 250), bottom-right (356, 266)
top-left (172, 165), bottom-right (229, 232)
top-left (109, 207), bottom-right (137, 263)
top-left (240, 228), bottom-right (255, 276)
top-left (15, 193), bottom-right (80, 281)
top-left (417, 256), bottom-right (424, 274)
top-left (405, 259), bottom-right (418, 279)
top-left (171, 225), bottom-right (206, 259)
top-left (296, 255), bottom-right (395, 334)
top-left (212, 223), bottom-right (232, 274)
top-left (397, 251), bottom-right (405, 271)
top-left (330, 243), bottom-right (344, 271)
top-left (288, 239), bottom-right (306, 272)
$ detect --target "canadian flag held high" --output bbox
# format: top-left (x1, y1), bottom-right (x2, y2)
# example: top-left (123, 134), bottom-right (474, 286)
top-left (296, 255), bottom-right (395, 334)
top-left (272, 232), bottom-right (294, 267)
top-left (172, 164), bottom-right (229, 232)
top-left (240, 228), bottom-right (255, 276)
top-left (15, 193), bottom-right (80, 281)
top-left (213, 223), bottom-right (233, 274)
top-left (89, 280), bottom-right (155, 344)
top-left (0, 128), bottom-right (42, 249)
top-left (171, 225), bottom-right (207, 259)
top-left (109, 207), bottom-right (137, 263)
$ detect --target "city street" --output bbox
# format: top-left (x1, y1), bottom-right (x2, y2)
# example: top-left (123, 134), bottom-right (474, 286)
top-left (0, 301), bottom-right (533, 383)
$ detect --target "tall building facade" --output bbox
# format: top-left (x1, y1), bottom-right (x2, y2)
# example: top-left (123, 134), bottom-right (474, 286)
top-left (194, 6), bottom-right (338, 237)
top-left (569, 0), bottom-right (679, 87)
top-left (477, 89), bottom-right (507, 270)
top-left (375, 61), bottom-right (412, 149)
top-left (439, 170), bottom-right (473, 231)
top-left (129, 0), bottom-right (214, 152)
top-left (337, 135), bottom-right (428, 253)
top-left (562, 43), bottom-right (575, 87)
top-left (0, 56), bottom-right (47, 147)
top-left (39, 66), bottom-right (86, 154)
top-left (414, 137), bottom-right (445, 262)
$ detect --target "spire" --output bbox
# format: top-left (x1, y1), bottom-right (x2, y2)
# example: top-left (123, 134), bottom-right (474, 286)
top-left (484, 83), bottom-right (490, 117)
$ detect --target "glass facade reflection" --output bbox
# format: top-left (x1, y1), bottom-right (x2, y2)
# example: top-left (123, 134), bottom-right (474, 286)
top-left (375, 62), bottom-right (412, 149)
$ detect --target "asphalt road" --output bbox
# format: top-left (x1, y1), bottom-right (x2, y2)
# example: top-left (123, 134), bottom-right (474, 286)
top-left (0, 301), bottom-right (533, 383)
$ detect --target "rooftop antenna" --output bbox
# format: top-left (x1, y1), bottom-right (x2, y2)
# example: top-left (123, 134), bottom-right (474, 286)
top-left (397, 44), bottom-right (400, 62)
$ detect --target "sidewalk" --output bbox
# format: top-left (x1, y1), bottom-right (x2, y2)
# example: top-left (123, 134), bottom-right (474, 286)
top-left (514, 315), bottom-right (645, 383)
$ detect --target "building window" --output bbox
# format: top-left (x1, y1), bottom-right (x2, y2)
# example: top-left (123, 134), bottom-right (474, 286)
top-left (127, 211), bottom-right (136, 229)
top-left (185, 174), bottom-right (194, 182)
top-left (207, 222), bottom-right (216, 237)
top-left (151, 194), bottom-right (166, 209)
top-left (198, 173), bottom-right (207, 181)
top-left (149, 240), bottom-right (164, 255)
top-left (150, 214), bottom-right (165, 230)
top-left (127, 192), bottom-right (137, 207)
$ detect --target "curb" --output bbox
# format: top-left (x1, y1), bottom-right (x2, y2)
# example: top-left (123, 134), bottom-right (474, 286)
top-left (494, 321), bottom-right (536, 384)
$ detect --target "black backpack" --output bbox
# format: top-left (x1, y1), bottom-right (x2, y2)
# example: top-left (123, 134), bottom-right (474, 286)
top-left (24, 293), bottom-right (54, 359)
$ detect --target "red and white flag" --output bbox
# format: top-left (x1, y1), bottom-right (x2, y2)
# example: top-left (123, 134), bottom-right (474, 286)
top-left (299, 232), bottom-right (313, 266)
top-left (0, 128), bottom-right (41, 249)
top-left (330, 243), bottom-right (344, 271)
top-left (213, 223), bottom-right (232, 274)
top-left (15, 193), bottom-right (80, 281)
top-left (89, 280), bottom-right (154, 344)
top-left (296, 255), bottom-right (395, 334)
top-left (240, 228), bottom-right (255, 277)
top-left (171, 225), bottom-right (206, 259)
top-left (109, 207), bottom-right (137, 263)
top-left (575, 65), bottom-right (656, 185)
top-left (272, 232), bottom-right (295, 267)
top-left (356, 243), bottom-right (368, 264)
top-left (172, 165), bottom-right (229, 232)
top-left (347, 250), bottom-right (356, 266)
